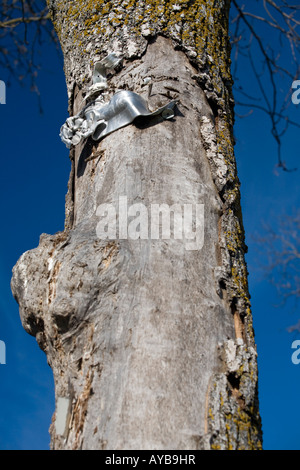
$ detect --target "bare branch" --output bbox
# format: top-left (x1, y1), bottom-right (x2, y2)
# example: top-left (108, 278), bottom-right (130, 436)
top-left (255, 211), bottom-right (300, 312)
top-left (231, 0), bottom-right (300, 171)
top-left (0, 11), bottom-right (50, 29)
top-left (0, 1), bottom-right (59, 105)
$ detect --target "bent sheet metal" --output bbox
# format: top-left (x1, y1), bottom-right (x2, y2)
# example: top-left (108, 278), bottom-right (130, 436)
top-left (60, 90), bottom-right (177, 148)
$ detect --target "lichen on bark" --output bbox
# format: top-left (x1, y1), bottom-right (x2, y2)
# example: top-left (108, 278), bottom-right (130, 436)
top-left (47, 0), bottom-right (232, 107)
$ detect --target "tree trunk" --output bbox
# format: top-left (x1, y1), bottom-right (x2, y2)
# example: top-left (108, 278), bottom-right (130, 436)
top-left (11, 0), bottom-right (262, 450)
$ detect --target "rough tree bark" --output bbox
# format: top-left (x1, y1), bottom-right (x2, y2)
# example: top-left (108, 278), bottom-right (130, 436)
top-left (11, 0), bottom-right (262, 450)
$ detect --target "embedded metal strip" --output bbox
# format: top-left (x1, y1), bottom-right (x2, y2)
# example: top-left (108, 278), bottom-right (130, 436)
top-left (92, 53), bottom-right (123, 90)
top-left (60, 90), bottom-right (177, 148)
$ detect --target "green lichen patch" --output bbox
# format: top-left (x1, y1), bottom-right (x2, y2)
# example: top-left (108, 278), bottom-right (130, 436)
top-left (48, 0), bottom-right (233, 109)
top-left (207, 341), bottom-right (262, 450)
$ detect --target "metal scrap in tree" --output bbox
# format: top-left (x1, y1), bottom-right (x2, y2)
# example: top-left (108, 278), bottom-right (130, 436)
top-left (60, 53), bottom-right (177, 148)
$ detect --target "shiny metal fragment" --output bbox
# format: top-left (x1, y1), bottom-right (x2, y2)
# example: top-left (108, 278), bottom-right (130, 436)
top-left (60, 90), bottom-right (177, 148)
top-left (92, 53), bottom-right (123, 90)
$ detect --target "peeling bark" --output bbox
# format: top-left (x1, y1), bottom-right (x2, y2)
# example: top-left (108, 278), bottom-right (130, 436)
top-left (11, 0), bottom-right (262, 450)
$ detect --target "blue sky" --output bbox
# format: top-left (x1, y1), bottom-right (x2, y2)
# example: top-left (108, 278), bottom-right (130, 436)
top-left (0, 13), bottom-right (300, 450)
top-left (235, 103), bottom-right (300, 450)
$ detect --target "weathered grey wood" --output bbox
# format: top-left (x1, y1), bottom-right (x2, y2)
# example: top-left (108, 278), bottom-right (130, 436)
top-left (11, 0), bottom-right (262, 450)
